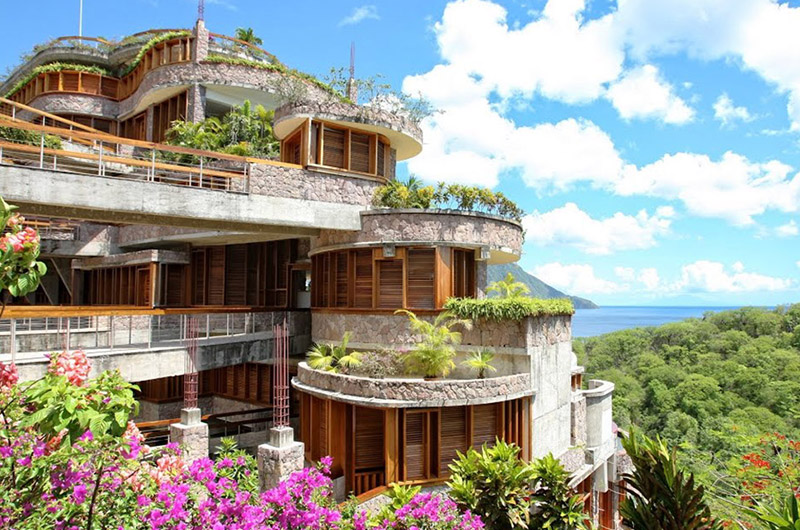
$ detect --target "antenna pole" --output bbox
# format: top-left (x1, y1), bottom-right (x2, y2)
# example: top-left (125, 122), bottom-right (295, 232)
top-left (350, 41), bottom-right (355, 80)
top-left (78, 0), bottom-right (83, 37)
top-left (198, 0), bottom-right (205, 21)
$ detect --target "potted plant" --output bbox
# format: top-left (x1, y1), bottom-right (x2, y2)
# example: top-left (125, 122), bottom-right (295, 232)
top-left (395, 309), bottom-right (472, 379)
top-left (462, 349), bottom-right (497, 379)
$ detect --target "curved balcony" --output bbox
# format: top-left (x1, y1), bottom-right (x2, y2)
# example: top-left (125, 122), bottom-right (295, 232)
top-left (293, 362), bottom-right (533, 408)
top-left (313, 209), bottom-right (524, 264)
top-left (6, 70), bottom-right (119, 106)
top-left (274, 101), bottom-right (423, 161)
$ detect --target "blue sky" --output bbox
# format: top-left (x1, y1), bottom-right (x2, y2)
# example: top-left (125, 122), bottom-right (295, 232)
top-left (2, 0), bottom-right (800, 306)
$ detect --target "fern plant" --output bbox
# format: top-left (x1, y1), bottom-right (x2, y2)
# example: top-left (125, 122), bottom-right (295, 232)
top-left (306, 331), bottom-right (362, 373)
top-left (461, 349), bottom-right (497, 379)
top-left (621, 429), bottom-right (722, 530)
top-left (396, 309), bottom-right (472, 378)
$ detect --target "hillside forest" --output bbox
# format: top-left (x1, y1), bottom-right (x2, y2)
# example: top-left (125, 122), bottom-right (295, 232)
top-left (576, 304), bottom-right (800, 522)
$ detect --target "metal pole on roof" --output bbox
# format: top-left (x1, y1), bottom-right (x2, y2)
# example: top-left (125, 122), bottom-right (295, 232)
top-left (198, 0), bottom-right (205, 22)
top-left (78, 0), bottom-right (83, 37)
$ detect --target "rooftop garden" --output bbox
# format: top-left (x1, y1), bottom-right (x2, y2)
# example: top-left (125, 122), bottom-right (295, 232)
top-left (3, 62), bottom-right (112, 98)
top-left (372, 177), bottom-right (524, 222)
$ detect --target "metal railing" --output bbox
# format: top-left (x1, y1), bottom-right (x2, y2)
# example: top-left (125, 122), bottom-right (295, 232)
top-left (137, 406), bottom-right (273, 448)
top-left (0, 311), bottom-right (268, 364)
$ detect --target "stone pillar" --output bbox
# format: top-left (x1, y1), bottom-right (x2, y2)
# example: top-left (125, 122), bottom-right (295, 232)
top-left (169, 408), bottom-right (209, 462)
top-left (257, 426), bottom-right (304, 492)
top-left (475, 259), bottom-right (488, 298)
top-left (193, 19), bottom-right (209, 62)
top-left (186, 83), bottom-right (207, 123)
top-left (145, 106), bottom-right (154, 142)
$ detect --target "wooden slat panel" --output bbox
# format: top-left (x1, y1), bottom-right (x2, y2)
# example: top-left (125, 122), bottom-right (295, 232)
top-left (322, 127), bottom-right (346, 169)
top-left (207, 246), bottom-right (226, 305)
top-left (472, 404), bottom-right (498, 449)
top-left (350, 132), bottom-right (371, 173)
top-left (335, 251), bottom-right (348, 307)
top-left (355, 406), bottom-right (385, 470)
top-left (224, 244), bottom-right (247, 306)
top-left (407, 248), bottom-right (435, 309)
top-left (353, 249), bottom-right (373, 308)
top-left (377, 260), bottom-right (403, 309)
top-left (404, 412), bottom-right (427, 481)
top-left (440, 407), bottom-right (467, 476)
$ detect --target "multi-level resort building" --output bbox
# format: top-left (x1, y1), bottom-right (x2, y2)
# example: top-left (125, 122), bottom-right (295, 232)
top-left (0, 19), bottom-right (625, 529)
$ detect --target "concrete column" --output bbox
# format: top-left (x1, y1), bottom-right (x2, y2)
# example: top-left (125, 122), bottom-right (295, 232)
top-left (169, 407), bottom-right (209, 462)
top-left (193, 20), bottom-right (209, 63)
top-left (475, 259), bottom-right (488, 299)
top-left (584, 379), bottom-right (614, 451)
top-left (145, 107), bottom-right (154, 142)
top-left (257, 426), bottom-right (304, 492)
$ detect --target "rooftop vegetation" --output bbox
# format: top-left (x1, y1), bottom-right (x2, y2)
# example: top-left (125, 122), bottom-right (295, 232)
top-left (444, 296), bottom-right (575, 321)
top-left (3, 62), bottom-right (111, 98)
top-left (373, 176), bottom-right (524, 222)
top-left (119, 30), bottom-right (192, 76)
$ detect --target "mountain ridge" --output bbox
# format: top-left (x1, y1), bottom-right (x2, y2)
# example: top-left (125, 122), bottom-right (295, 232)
top-left (487, 263), bottom-right (599, 309)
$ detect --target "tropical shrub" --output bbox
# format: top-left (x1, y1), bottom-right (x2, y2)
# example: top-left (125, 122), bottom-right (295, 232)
top-left (448, 439), bottom-right (535, 530)
top-left (0, 197), bottom-right (47, 307)
top-left (749, 494), bottom-right (800, 529)
top-left (372, 177), bottom-right (524, 222)
top-left (486, 272), bottom-right (530, 299)
top-left (0, 125), bottom-right (62, 149)
top-left (529, 453), bottom-right (590, 530)
top-left (621, 430), bottom-right (722, 530)
top-left (444, 297), bottom-right (574, 322)
top-left (119, 30), bottom-right (192, 76)
top-left (396, 309), bottom-right (472, 378)
top-left (306, 331), bottom-right (363, 373)
top-left (461, 349), bottom-right (497, 379)
top-left (345, 348), bottom-right (405, 378)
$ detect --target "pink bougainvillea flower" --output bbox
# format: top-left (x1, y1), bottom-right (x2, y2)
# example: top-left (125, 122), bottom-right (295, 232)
top-left (0, 361), bottom-right (18, 391)
top-left (47, 350), bottom-right (91, 386)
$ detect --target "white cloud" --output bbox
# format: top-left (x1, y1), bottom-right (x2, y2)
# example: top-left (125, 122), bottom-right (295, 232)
top-left (339, 5), bottom-right (379, 26)
top-left (532, 263), bottom-right (624, 294)
top-left (713, 94), bottom-right (753, 127)
top-left (606, 65), bottom-right (694, 124)
top-left (614, 267), bottom-right (636, 281)
top-left (638, 268), bottom-right (661, 290)
top-left (796, 261), bottom-right (800, 269)
top-left (776, 220), bottom-right (799, 237)
top-left (674, 260), bottom-right (793, 292)
top-left (522, 202), bottom-right (673, 254)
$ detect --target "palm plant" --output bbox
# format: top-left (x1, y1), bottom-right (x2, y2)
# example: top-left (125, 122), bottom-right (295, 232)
top-left (621, 429), bottom-right (722, 530)
top-left (461, 349), bottom-right (497, 379)
top-left (234, 27), bottom-right (262, 46)
top-left (306, 331), bottom-right (362, 373)
top-left (486, 272), bottom-right (530, 299)
top-left (396, 309), bottom-right (472, 378)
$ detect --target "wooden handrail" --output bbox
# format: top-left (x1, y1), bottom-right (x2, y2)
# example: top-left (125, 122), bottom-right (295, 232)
top-left (0, 114), bottom-right (302, 168)
top-left (0, 305), bottom-right (293, 319)
top-left (0, 96), bottom-right (102, 134)
top-left (52, 36), bottom-right (111, 45)
top-left (208, 33), bottom-right (282, 65)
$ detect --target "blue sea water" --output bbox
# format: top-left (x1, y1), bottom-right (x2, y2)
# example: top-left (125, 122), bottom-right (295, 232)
top-left (571, 306), bottom-right (740, 338)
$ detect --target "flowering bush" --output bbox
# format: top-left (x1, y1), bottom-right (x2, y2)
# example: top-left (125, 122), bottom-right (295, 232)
top-left (0, 197), bottom-right (47, 304)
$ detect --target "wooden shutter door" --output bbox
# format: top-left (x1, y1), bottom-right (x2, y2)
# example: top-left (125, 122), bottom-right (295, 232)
top-left (166, 264), bottom-right (185, 306)
top-left (472, 404), bottom-right (499, 449)
top-left (225, 244), bottom-right (247, 306)
top-left (335, 251), bottom-right (349, 307)
top-left (207, 246), bottom-right (226, 305)
top-left (404, 411), bottom-right (427, 480)
top-left (192, 250), bottom-right (207, 305)
top-left (440, 407), bottom-right (467, 476)
top-left (354, 406), bottom-right (386, 494)
top-left (407, 248), bottom-right (435, 309)
top-left (377, 260), bottom-right (403, 309)
top-left (353, 249), bottom-right (373, 308)
top-left (322, 127), bottom-right (346, 169)
top-left (350, 132), bottom-right (371, 173)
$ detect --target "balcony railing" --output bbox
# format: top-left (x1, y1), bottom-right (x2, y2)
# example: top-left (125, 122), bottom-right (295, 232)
top-left (0, 310), bottom-right (270, 365)
top-left (136, 406), bottom-right (273, 448)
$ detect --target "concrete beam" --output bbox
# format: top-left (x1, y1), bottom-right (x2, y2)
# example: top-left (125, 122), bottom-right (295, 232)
top-left (0, 166), bottom-right (363, 234)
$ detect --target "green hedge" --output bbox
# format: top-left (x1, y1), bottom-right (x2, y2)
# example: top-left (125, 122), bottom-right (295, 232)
top-left (119, 30), bottom-right (192, 76)
top-left (444, 297), bottom-right (574, 321)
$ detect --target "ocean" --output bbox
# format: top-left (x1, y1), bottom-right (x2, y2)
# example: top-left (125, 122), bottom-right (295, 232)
top-left (571, 306), bottom-right (741, 338)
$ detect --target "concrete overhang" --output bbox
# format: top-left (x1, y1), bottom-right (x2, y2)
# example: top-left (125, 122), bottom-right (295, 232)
top-left (0, 165), bottom-right (363, 234)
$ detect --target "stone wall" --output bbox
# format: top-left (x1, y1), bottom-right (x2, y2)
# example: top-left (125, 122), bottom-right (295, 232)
top-left (248, 163), bottom-right (381, 206)
top-left (313, 210), bottom-right (523, 262)
top-left (24, 93), bottom-right (119, 119)
top-left (295, 362), bottom-right (532, 408)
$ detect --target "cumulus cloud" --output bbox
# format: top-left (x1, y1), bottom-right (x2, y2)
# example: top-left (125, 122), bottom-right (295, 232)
top-left (522, 202), bottom-right (673, 254)
top-left (674, 260), bottom-right (793, 292)
top-left (339, 5), bottom-right (379, 26)
top-left (606, 65), bottom-right (694, 124)
top-left (776, 220), bottom-right (799, 237)
top-left (532, 263), bottom-right (624, 294)
top-left (713, 93), bottom-right (754, 127)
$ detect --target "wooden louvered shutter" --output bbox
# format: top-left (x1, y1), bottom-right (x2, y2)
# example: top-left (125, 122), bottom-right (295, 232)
top-left (350, 132), bottom-right (371, 173)
top-left (335, 251), bottom-right (349, 307)
top-left (207, 246), bottom-right (226, 305)
top-left (407, 249), bottom-right (435, 309)
top-left (404, 411), bottom-right (427, 480)
top-left (225, 244), bottom-right (247, 305)
top-left (472, 404), bottom-right (499, 449)
top-left (377, 260), bottom-right (403, 309)
top-left (323, 127), bottom-right (346, 169)
top-left (377, 141), bottom-right (386, 177)
top-left (440, 407), bottom-right (467, 476)
top-left (246, 243), bottom-right (261, 306)
top-left (192, 250), bottom-right (206, 305)
top-left (82, 74), bottom-right (99, 94)
top-left (62, 72), bottom-right (79, 92)
top-left (166, 265), bottom-right (185, 306)
top-left (355, 407), bottom-right (385, 470)
top-left (353, 249), bottom-right (373, 308)
top-left (452, 249), bottom-right (476, 298)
